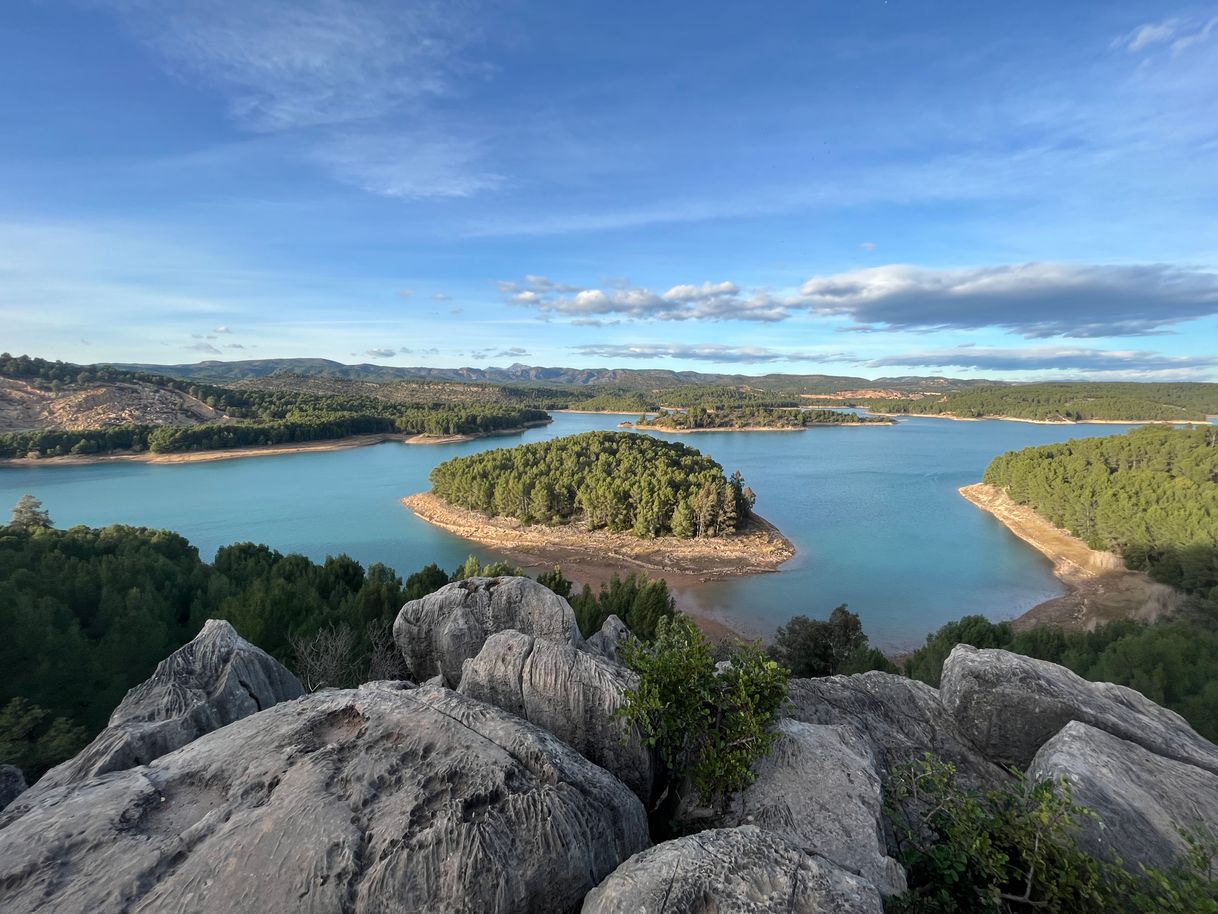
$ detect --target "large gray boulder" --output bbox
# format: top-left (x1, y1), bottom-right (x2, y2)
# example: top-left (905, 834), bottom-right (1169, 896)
top-left (582, 826), bottom-right (883, 914)
top-left (0, 685), bottom-right (649, 914)
top-left (787, 672), bottom-right (1005, 789)
top-left (941, 645), bottom-right (1218, 774)
top-left (699, 720), bottom-right (906, 896)
top-left (585, 614), bottom-right (632, 663)
top-left (457, 629), bottom-right (655, 802)
top-left (0, 766), bottom-right (25, 811)
top-left (1029, 720), bottom-right (1218, 872)
top-left (395, 576), bottom-right (583, 686)
top-left (26, 619), bottom-right (302, 799)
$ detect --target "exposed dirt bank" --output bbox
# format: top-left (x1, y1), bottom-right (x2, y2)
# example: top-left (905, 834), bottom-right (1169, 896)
top-left (959, 483), bottom-right (1181, 631)
top-left (402, 491), bottom-right (795, 582)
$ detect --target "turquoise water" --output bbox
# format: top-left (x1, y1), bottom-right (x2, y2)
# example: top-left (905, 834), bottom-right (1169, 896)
top-left (0, 413), bottom-right (1154, 648)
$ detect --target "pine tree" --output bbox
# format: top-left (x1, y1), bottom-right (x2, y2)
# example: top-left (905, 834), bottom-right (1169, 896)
top-left (8, 494), bottom-right (51, 532)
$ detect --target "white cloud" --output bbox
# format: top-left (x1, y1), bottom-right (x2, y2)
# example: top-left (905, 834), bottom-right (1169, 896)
top-left (214, 325), bottom-right (232, 333)
top-left (862, 345), bottom-right (1218, 374)
top-left (860, 242), bottom-right (877, 252)
top-left (500, 275), bottom-right (788, 322)
top-left (315, 132), bottom-right (501, 199)
top-left (573, 343), bottom-right (839, 364)
top-left (364, 347), bottom-right (397, 358)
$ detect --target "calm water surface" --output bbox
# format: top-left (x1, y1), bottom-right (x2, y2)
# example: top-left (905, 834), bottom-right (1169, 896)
top-left (0, 413), bottom-right (1154, 648)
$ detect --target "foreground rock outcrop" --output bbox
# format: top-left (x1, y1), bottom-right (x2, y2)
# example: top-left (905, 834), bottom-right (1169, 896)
top-left (787, 673), bottom-right (1004, 788)
top-left (585, 614), bottom-right (632, 663)
top-left (0, 766), bottom-right (25, 811)
top-left (941, 645), bottom-right (1218, 774)
top-left (701, 719), bottom-right (906, 896)
top-left (1030, 720), bottom-right (1218, 872)
top-left (25, 619), bottom-right (303, 799)
top-left (582, 826), bottom-right (883, 914)
top-left (394, 577), bottom-right (583, 686)
top-left (0, 685), bottom-right (649, 914)
top-left (457, 630), bottom-right (655, 802)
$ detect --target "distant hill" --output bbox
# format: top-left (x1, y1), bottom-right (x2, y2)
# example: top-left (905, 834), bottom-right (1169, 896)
top-left (113, 358), bottom-right (1001, 393)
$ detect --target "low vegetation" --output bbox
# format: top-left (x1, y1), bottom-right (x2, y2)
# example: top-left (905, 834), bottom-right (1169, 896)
top-left (886, 754), bottom-right (1218, 913)
top-left (618, 615), bottom-right (789, 812)
top-left (768, 604), bottom-right (897, 676)
top-left (429, 431), bottom-right (756, 538)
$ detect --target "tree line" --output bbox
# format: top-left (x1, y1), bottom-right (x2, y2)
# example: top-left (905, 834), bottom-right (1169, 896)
top-left (428, 431), bottom-right (756, 538)
top-left (857, 382), bottom-right (1218, 422)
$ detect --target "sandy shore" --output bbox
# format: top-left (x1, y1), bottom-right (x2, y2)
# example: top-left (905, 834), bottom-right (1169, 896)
top-left (402, 491), bottom-right (795, 581)
top-left (0, 422), bottom-right (551, 468)
top-left (959, 483), bottom-right (1181, 631)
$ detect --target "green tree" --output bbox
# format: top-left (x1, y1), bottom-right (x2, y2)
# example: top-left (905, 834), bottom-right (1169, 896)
top-left (8, 495), bottom-right (52, 532)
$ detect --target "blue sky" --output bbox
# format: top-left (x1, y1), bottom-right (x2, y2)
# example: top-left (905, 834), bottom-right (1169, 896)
top-left (2, 1), bottom-right (1216, 380)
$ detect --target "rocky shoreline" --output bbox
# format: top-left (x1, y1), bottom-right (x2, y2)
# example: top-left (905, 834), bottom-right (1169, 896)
top-left (401, 491), bottom-right (796, 581)
top-left (959, 482), bottom-right (1181, 630)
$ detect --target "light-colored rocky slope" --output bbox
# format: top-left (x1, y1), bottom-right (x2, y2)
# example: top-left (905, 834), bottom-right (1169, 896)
top-left (0, 377), bottom-right (223, 433)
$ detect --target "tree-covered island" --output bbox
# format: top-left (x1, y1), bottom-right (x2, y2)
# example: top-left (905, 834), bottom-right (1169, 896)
top-left (633, 405), bottom-right (894, 431)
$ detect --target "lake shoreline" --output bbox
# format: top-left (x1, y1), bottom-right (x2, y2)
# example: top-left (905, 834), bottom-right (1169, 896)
top-left (627, 422), bottom-right (892, 432)
top-left (872, 412), bottom-right (1209, 426)
top-left (401, 491), bottom-right (796, 582)
top-left (0, 421), bottom-right (552, 468)
top-left (958, 483), bottom-right (1181, 631)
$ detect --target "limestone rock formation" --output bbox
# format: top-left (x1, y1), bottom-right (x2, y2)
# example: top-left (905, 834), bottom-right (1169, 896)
top-left (0, 685), bottom-right (649, 914)
top-left (581, 826), bottom-right (884, 914)
top-left (0, 766), bottom-right (25, 812)
top-left (394, 576), bottom-right (583, 686)
top-left (585, 614), bottom-right (632, 662)
top-left (704, 719), bottom-right (907, 896)
top-left (787, 672), bottom-right (1005, 789)
top-left (457, 629), bottom-right (655, 802)
top-left (1029, 720), bottom-right (1218, 872)
top-left (941, 645), bottom-right (1218, 774)
top-left (26, 619), bottom-right (303, 798)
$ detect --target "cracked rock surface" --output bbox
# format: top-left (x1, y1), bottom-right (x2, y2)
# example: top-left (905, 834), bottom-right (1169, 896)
top-left (20, 619), bottom-right (302, 802)
top-left (458, 629), bottom-right (655, 802)
top-left (941, 645), bottom-right (1218, 773)
top-left (394, 577), bottom-right (583, 686)
top-left (0, 685), bottom-right (650, 914)
top-left (581, 826), bottom-right (883, 914)
top-left (1029, 720), bottom-right (1218, 872)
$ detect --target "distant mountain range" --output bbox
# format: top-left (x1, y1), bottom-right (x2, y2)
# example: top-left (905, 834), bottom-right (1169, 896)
top-left (113, 358), bottom-right (1004, 393)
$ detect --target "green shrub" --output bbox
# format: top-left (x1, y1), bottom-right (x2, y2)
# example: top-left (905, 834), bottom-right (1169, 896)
top-left (618, 615), bottom-right (788, 810)
top-left (770, 604), bottom-right (896, 676)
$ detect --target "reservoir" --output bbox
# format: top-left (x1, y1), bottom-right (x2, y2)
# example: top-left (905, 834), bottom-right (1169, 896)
top-left (0, 412), bottom-right (1155, 648)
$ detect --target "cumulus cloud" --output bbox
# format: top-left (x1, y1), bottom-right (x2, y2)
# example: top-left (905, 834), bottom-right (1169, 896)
top-left (186, 341), bottom-right (221, 355)
top-left (572, 343), bottom-right (838, 364)
top-left (503, 263), bottom-right (1218, 337)
top-left (860, 345), bottom-right (1218, 376)
top-left (364, 347), bottom-right (398, 358)
top-left (798, 263), bottom-right (1218, 338)
top-left (432, 291), bottom-right (451, 301)
top-left (214, 325), bottom-right (232, 333)
top-left (496, 347), bottom-right (530, 358)
top-left (499, 275), bottom-right (787, 322)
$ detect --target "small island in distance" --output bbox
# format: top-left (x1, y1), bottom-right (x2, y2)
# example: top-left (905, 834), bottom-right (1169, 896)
top-left (626, 405), bottom-right (894, 432)
top-left (403, 431), bottom-right (795, 580)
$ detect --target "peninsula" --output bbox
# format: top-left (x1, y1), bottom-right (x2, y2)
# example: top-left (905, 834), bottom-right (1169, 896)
top-left (629, 405), bottom-right (894, 432)
top-left (403, 431), bottom-right (795, 579)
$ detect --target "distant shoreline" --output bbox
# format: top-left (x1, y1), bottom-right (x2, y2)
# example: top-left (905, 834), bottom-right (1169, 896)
top-left (958, 482), bottom-right (1181, 631)
top-left (0, 421), bottom-right (551, 469)
top-left (872, 412), bottom-right (1210, 426)
top-left (401, 491), bottom-right (796, 582)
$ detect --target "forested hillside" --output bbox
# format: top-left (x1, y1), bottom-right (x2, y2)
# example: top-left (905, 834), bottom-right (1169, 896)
top-left (0, 354), bottom-right (548, 458)
top-left (429, 431), bottom-right (755, 537)
top-left (983, 426), bottom-right (1218, 605)
top-left (862, 382), bottom-right (1218, 421)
